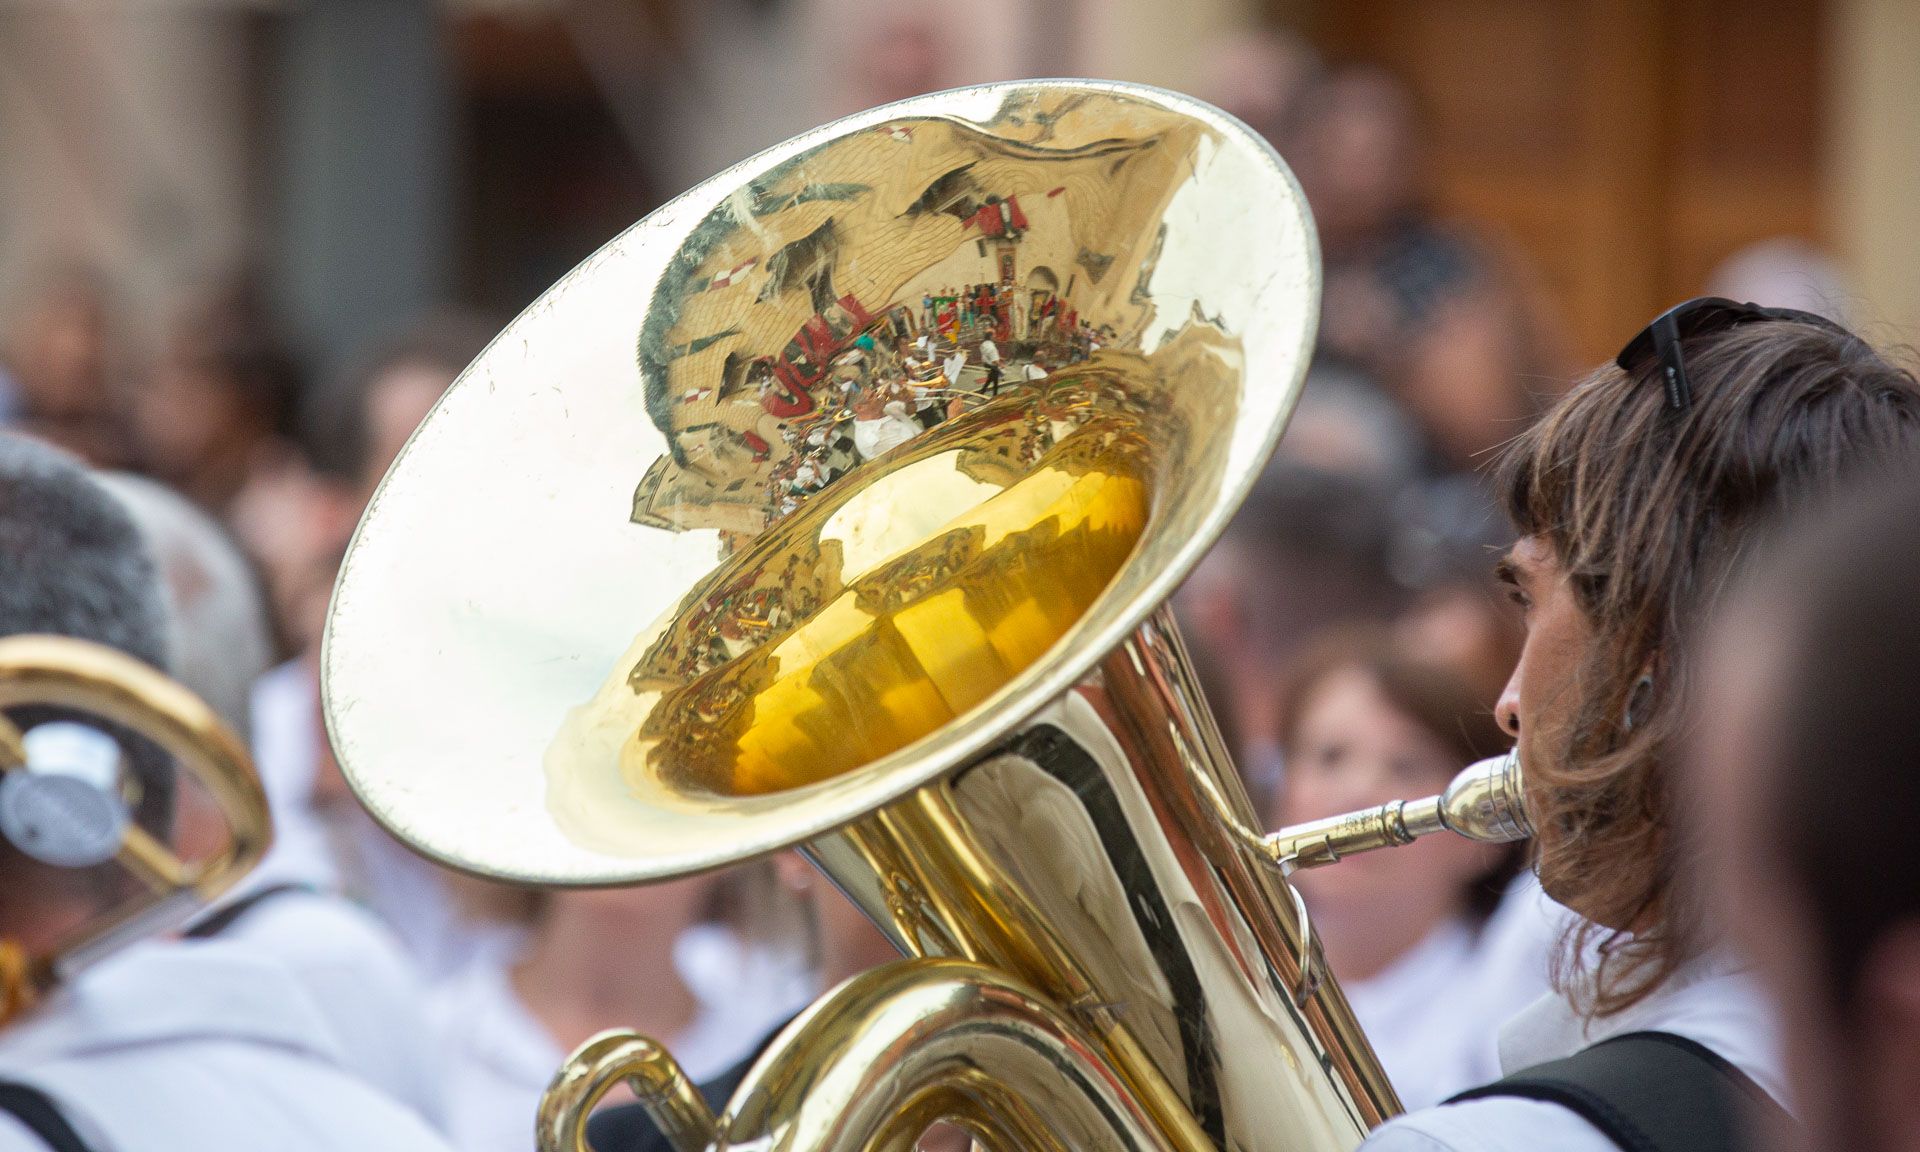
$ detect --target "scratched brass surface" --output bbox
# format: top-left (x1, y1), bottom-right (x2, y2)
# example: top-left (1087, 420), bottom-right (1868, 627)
top-left (324, 81), bottom-right (1316, 882)
top-left (326, 81), bottom-right (1399, 1148)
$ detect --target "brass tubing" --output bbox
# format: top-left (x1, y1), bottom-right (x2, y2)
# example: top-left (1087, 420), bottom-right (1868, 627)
top-left (714, 957), bottom-right (1206, 1152)
top-left (536, 1031), bottom-right (716, 1152)
top-left (0, 635), bottom-right (271, 895)
top-left (0, 635), bottom-right (272, 1023)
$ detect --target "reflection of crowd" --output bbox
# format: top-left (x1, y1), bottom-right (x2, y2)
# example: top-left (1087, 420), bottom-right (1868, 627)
top-left (766, 283), bottom-right (1085, 522)
top-left (0, 25), bottom-right (1900, 1152)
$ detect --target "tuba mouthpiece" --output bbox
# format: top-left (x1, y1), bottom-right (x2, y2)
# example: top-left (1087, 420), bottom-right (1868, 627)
top-left (1266, 752), bottom-right (1532, 870)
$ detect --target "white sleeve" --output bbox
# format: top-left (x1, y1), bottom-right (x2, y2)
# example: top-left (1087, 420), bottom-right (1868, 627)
top-left (1359, 1125), bottom-right (1462, 1151)
top-left (0, 1113), bottom-right (53, 1152)
top-left (1360, 1097), bottom-right (1623, 1152)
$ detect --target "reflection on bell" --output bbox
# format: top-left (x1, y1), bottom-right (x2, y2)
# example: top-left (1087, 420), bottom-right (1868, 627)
top-left (326, 81), bottom-right (1407, 1152)
top-left (613, 402), bottom-right (1151, 798)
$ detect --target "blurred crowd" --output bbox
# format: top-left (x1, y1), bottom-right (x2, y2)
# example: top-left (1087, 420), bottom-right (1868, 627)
top-left (0, 22), bottom-right (1885, 1152)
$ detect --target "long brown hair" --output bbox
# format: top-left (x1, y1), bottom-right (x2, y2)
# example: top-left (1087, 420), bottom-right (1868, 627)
top-left (1495, 319), bottom-right (1920, 1015)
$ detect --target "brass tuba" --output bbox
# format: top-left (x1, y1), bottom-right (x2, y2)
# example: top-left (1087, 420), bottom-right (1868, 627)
top-left (0, 635), bottom-right (272, 1025)
top-left (324, 81), bottom-right (1530, 1151)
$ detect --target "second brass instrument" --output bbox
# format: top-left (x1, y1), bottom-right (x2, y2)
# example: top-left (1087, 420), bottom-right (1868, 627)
top-left (0, 635), bottom-right (271, 1025)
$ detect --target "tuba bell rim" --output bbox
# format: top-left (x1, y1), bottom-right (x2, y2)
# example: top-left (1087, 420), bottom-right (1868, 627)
top-left (321, 78), bottom-right (1322, 887)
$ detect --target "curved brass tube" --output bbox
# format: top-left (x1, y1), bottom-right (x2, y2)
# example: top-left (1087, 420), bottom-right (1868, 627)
top-left (0, 635), bottom-right (271, 1022)
top-left (544, 956), bottom-right (1210, 1152)
top-left (538, 1030), bottom-right (717, 1152)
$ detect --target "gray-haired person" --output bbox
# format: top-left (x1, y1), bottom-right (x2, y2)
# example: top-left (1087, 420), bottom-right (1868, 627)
top-left (0, 433), bottom-right (454, 1152)
top-left (100, 471), bottom-right (448, 1129)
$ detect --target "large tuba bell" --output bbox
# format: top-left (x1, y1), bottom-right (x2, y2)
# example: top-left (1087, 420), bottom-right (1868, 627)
top-left (324, 81), bottom-right (1529, 1151)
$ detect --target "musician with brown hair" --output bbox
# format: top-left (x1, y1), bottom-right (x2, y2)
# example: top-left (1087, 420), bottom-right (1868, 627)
top-left (1364, 300), bottom-right (1920, 1151)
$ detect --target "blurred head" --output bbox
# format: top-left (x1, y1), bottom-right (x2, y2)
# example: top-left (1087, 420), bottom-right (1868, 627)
top-left (97, 473), bottom-right (273, 739)
top-left (1394, 258), bottom-right (1561, 470)
top-left (837, 17), bottom-right (945, 115)
top-left (1492, 316), bottom-right (1920, 1015)
top-left (1176, 462), bottom-right (1401, 772)
top-left (1200, 26), bottom-right (1322, 148)
top-left (1285, 66), bottom-right (1423, 254)
top-left (1394, 578), bottom-right (1524, 711)
top-left (1707, 237), bottom-right (1850, 325)
top-left (1692, 472), bottom-right (1920, 1152)
top-left (133, 287), bottom-right (302, 506)
top-left (0, 434), bottom-right (172, 950)
top-left (1273, 358), bottom-right (1421, 487)
top-left (1272, 628), bottom-right (1513, 979)
top-left (316, 311), bottom-right (497, 503)
top-left (98, 474), bottom-right (275, 865)
top-left (1, 266), bottom-right (113, 419)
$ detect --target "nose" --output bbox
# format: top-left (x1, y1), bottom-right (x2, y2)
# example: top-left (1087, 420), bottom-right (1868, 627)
top-left (1495, 665), bottom-right (1522, 738)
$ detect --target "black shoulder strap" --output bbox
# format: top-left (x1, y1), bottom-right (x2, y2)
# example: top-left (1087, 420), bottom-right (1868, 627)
top-left (1447, 1031), bottom-right (1790, 1152)
top-left (182, 882), bottom-right (311, 940)
top-left (0, 1081), bottom-right (93, 1152)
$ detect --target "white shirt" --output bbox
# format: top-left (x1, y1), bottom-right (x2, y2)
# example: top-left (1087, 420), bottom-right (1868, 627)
top-left (251, 659), bottom-right (500, 979)
top-left (978, 339), bottom-right (1001, 366)
top-left (1361, 951), bottom-right (1785, 1151)
top-left (1344, 920), bottom-right (1502, 1110)
top-left (215, 889), bottom-right (448, 1127)
top-left (851, 404), bottom-right (922, 462)
top-left (432, 927), bottom-right (808, 1152)
top-left (0, 939), bottom-right (453, 1152)
top-left (1326, 877), bottom-right (1567, 1111)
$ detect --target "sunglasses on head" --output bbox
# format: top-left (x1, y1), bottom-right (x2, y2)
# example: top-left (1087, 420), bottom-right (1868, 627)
top-left (1615, 296), bottom-right (1846, 412)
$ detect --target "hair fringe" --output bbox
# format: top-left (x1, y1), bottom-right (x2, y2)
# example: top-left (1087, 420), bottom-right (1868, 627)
top-left (1496, 320), bottom-right (1920, 1018)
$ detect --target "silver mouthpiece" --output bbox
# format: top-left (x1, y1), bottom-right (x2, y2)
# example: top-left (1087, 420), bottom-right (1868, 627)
top-left (1265, 752), bottom-right (1532, 870)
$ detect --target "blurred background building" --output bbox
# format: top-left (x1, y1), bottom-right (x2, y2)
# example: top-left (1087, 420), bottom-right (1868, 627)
top-left (2, 0), bottom-right (1915, 383)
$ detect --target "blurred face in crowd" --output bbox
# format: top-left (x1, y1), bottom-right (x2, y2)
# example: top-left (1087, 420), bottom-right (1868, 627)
top-left (1276, 662), bottom-right (1497, 980)
top-left (1289, 70), bottom-right (1420, 254)
top-left (5, 281), bottom-right (110, 416)
top-left (1493, 535), bottom-right (1593, 882)
top-left (1202, 28), bottom-right (1318, 148)
top-left (361, 356), bottom-right (458, 499)
top-left (1399, 285), bottom-right (1538, 469)
top-left (136, 341), bottom-right (253, 480)
top-left (1395, 582), bottom-right (1525, 710)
